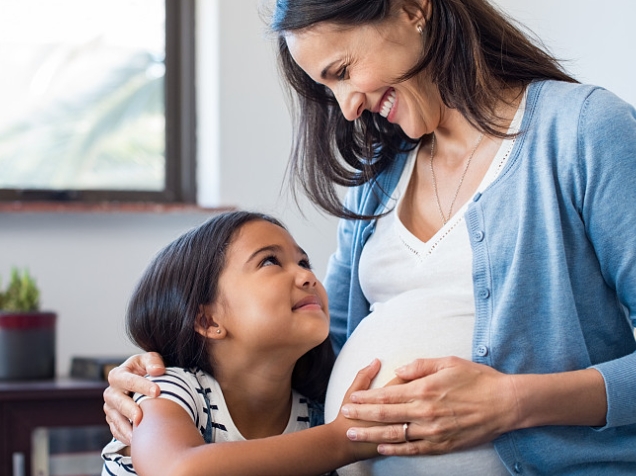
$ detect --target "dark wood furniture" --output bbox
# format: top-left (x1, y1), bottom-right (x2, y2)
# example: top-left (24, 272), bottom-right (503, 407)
top-left (0, 379), bottom-right (108, 476)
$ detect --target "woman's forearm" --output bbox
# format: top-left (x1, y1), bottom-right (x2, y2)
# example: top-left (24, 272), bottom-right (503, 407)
top-left (510, 368), bottom-right (607, 430)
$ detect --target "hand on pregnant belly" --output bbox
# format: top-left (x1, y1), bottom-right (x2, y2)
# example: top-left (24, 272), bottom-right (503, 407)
top-left (341, 356), bottom-right (519, 456)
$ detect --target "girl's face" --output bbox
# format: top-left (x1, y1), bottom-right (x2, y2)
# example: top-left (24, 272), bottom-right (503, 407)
top-left (209, 220), bottom-right (329, 360)
top-left (285, 6), bottom-right (442, 139)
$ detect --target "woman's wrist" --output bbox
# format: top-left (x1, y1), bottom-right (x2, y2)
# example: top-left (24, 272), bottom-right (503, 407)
top-left (510, 368), bottom-right (607, 430)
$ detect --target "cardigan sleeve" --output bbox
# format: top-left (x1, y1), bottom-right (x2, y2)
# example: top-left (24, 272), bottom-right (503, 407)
top-left (577, 87), bottom-right (636, 429)
top-left (323, 189), bottom-right (360, 355)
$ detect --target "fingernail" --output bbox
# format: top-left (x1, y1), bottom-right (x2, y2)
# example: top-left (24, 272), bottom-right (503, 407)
top-left (377, 444), bottom-right (387, 455)
top-left (341, 405), bottom-right (350, 417)
top-left (395, 365), bottom-right (406, 373)
top-left (349, 393), bottom-right (359, 403)
top-left (346, 428), bottom-right (358, 440)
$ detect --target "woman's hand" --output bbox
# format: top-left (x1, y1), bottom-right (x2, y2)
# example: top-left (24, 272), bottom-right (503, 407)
top-left (340, 356), bottom-right (518, 456)
top-left (103, 352), bottom-right (166, 445)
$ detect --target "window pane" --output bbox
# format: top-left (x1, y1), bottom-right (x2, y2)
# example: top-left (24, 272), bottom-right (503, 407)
top-left (0, 0), bottom-right (165, 191)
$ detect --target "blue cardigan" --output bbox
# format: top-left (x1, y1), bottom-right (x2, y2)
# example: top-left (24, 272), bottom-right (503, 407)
top-left (323, 80), bottom-right (636, 474)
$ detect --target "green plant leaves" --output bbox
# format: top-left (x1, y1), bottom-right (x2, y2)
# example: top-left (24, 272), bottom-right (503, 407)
top-left (0, 268), bottom-right (40, 312)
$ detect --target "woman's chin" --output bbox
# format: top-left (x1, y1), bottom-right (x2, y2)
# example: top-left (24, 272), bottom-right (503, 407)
top-left (398, 123), bottom-right (427, 140)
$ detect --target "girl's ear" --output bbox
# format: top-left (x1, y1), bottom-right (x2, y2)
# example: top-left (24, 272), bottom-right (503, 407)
top-left (195, 304), bottom-right (226, 339)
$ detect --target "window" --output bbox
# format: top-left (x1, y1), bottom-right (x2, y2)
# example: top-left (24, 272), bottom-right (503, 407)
top-left (0, 0), bottom-right (196, 203)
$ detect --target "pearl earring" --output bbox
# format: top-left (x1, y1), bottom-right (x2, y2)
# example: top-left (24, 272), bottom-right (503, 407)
top-left (417, 24), bottom-right (423, 35)
top-left (216, 329), bottom-right (221, 334)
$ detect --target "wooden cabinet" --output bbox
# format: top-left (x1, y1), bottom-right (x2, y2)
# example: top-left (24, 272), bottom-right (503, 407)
top-left (0, 379), bottom-right (108, 476)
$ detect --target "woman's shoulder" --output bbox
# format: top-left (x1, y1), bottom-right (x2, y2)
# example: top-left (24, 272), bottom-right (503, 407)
top-left (529, 80), bottom-right (632, 116)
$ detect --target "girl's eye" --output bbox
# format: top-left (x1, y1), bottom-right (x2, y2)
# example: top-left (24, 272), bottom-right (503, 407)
top-left (299, 259), bottom-right (312, 270)
top-left (261, 255), bottom-right (281, 267)
top-left (337, 65), bottom-right (348, 81)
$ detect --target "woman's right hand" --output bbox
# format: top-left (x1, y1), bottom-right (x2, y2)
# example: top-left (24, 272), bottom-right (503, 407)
top-left (103, 352), bottom-right (166, 445)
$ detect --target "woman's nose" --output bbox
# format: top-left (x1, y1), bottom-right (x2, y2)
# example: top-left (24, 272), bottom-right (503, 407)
top-left (334, 85), bottom-right (365, 121)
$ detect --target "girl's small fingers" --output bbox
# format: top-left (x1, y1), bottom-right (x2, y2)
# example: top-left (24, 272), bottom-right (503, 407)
top-left (349, 359), bottom-right (382, 393)
top-left (378, 440), bottom-right (431, 456)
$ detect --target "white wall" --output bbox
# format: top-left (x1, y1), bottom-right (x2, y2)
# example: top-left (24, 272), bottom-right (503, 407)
top-left (493, 0), bottom-right (636, 106)
top-left (0, 0), bottom-right (633, 376)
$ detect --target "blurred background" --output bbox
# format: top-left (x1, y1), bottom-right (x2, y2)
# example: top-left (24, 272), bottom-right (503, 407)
top-left (0, 0), bottom-right (634, 377)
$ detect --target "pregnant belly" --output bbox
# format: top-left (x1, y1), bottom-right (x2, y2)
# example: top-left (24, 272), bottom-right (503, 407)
top-left (324, 296), bottom-right (508, 476)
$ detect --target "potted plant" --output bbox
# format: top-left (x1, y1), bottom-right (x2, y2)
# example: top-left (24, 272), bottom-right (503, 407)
top-left (0, 268), bottom-right (56, 380)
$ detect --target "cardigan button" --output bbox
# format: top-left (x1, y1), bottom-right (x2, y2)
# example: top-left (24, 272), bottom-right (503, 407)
top-left (476, 345), bottom-right (489, 357)
top-left (513, 462), bottom-right (523, 473)
top-left (473, 230), bottom-right (485, 242)
top-left (479, 288), bottom-right (491, 299)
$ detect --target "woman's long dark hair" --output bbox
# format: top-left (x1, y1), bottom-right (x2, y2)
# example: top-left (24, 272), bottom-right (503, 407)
top-left (126, 211), bottom-right (335, 402)
top-left (271, 0), bottom-right (577, 218)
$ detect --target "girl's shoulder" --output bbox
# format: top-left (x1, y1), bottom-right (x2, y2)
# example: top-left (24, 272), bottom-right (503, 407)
top-left (135, 367), bottom-right (213, 427)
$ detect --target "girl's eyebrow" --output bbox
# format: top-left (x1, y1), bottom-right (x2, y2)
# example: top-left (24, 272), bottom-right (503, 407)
top-left (247, 245), bottom-right (283, 263)
top-left (246, 244), bottom-right (308, 263)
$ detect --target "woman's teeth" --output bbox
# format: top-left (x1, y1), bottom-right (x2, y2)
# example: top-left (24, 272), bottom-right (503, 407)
top-left (380, 89), bottom-right (396, 118)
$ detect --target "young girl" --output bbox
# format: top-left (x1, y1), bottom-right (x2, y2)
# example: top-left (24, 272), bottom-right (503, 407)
top-left (101, 211), bottom-right (380, 476)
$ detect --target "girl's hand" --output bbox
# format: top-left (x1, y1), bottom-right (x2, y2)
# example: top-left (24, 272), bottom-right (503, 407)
top-left (103, 352), bottom-right (166, 444)
top-left (330, 359), bottom-right (384, 461)
top-left (340, 357), bottom-right (518, 456)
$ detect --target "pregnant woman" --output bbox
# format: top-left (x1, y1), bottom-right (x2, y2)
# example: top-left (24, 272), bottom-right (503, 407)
top-left (104, 0), bottom-right (636, 474)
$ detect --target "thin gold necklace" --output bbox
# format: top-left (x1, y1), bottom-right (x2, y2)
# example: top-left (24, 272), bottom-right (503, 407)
top-left (429, 132), bottom-right (484, 225)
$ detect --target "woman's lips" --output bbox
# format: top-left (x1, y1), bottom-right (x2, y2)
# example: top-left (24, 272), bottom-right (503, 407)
top-left (379, 88), bottom-right (396, 118)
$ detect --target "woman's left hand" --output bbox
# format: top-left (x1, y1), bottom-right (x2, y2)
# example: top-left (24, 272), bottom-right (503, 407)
top-left (340, 356), bottom-right (519, 456)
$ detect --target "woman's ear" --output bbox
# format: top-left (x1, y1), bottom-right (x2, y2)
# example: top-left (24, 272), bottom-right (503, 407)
top-left (195, 304), bottom-right (226, 339)
top-left (401, 0), bottom-right (431, 25)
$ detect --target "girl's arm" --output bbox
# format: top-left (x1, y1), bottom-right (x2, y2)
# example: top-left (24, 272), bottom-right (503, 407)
top-left (132, 361), bottom-right (381, 476)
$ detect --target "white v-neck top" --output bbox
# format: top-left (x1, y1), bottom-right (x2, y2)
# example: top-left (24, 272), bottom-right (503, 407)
top-left (324, 94), bottom-right (525, 476)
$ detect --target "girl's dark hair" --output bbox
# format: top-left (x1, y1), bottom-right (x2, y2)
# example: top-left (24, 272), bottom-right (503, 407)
top-left (126, 211), bottom-right (335, 402)
top-left (271, 0), bottom-right (578, 218)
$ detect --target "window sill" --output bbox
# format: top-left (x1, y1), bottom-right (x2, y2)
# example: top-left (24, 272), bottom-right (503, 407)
top-left (0, 201), bottom-right (235, 214)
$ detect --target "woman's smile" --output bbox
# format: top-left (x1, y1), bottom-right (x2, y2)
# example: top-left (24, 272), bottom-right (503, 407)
top-left (379, 88), bottom-right (397, 120)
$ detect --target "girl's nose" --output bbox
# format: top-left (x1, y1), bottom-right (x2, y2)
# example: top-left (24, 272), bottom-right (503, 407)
top-left (296, 267), bottom-right (317, 288)
top-left (334, 85), bottom-right (365, 121)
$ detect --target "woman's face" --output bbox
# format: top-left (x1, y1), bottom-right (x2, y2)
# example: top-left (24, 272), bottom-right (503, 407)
top-left (285, 8), bottom-right (442, 139)
top-left (209, 220), bottom-right (330, 361)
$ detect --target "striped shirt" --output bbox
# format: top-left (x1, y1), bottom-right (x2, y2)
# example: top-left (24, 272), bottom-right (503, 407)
top-left (101, 367), bottom-right (315, 475)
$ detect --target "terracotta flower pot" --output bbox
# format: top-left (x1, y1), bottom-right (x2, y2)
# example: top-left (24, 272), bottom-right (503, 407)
top-left (0, 311), bottom-right (56, 380)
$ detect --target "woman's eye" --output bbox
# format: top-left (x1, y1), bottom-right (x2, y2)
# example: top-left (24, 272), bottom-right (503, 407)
top-left (337, 66), bottom-right (348, 80)
top-left (299, 259), bottom-right (312, 270)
